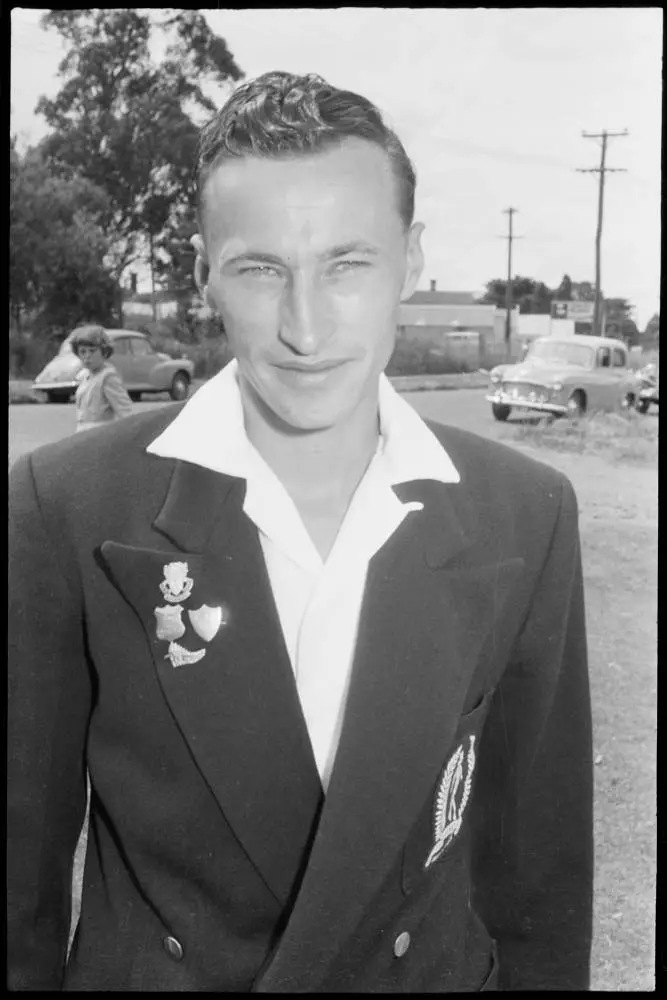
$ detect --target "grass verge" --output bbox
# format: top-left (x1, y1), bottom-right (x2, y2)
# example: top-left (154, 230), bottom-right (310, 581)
top-left (501, 409), bottom-right (658, 464)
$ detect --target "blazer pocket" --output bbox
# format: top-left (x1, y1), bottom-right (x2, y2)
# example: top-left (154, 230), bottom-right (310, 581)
top-left (402, 691), bottom-right (494, 896)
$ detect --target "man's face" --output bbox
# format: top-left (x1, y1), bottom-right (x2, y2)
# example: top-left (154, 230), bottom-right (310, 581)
top-left (195, 137), bottom-right (424, 433)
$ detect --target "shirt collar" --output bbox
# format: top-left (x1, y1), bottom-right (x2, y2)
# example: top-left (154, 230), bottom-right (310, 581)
top-left (146, 358), bottom-right (460, 487)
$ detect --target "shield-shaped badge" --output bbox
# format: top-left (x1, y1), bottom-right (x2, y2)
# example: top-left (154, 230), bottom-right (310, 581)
top-left (188, 604), bottom-right (226, 643)
top-left (154, 605), bottom-right (186, 642)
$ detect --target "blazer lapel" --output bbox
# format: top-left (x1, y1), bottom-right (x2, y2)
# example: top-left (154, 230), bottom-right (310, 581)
top-left (100, 460), bottom-right (323, 909)
top-left (256, 481), bottom-right (524, 992)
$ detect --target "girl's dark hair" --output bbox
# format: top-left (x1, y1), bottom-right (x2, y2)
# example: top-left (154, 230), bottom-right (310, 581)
top-left (196, 71), bottom-right (416, 229)
top-left (70, 325), bottom-right (114, 359)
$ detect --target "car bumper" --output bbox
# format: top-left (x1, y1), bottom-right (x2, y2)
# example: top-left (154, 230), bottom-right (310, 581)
top-left (32, 380), bottom-right (78, 393)
top-left (639, 389), bottom-right (659, 403)
top-left (485, 391), bottom-right (567, 416)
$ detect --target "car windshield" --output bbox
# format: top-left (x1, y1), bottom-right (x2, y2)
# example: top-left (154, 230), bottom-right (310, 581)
top-left (526, 341), bottom-right (594, 368)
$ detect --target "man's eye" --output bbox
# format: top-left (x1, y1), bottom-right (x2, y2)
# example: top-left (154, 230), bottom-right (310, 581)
top-left (332, 260), bottom-right (370, 273)
top-left (239, 265), bottom-right (280, 278)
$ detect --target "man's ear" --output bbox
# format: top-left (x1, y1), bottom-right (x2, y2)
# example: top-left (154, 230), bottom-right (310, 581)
top-left (190, 234), bottom-right (210, 301)
top-left (400, 222), bottom-right (425, 302)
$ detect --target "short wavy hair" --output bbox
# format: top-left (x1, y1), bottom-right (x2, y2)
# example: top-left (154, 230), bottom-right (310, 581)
top-left (70, 325), bottom-right (113, 359)
top-left (195, 71), bottom-right (417, 229)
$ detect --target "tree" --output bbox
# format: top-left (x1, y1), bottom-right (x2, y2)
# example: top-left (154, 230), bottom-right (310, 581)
top-left (603, 298), bottom-right (640, 347)
top-left (642, 313), bottom-right (659, 349)
top-left (478, 276), bottom-right (554, 314)
top-left (553, 273), bottom-right (573, 301)
top-left (36, 10), bottom-right (243, 308)
top-left (570, 280), bottom-right (596, 302)
top-left (10, 144), bottom-right (118, 337)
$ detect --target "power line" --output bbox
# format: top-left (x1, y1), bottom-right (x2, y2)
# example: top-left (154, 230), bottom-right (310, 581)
top-left (577, 129), bottom-right (628, 337)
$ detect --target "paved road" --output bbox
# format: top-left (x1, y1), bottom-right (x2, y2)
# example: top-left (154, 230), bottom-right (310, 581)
top-left (10, 387), bottom-right (523, 467)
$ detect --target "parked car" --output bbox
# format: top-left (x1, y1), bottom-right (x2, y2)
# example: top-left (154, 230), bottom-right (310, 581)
top-left (32, 329), bottom-right (195, 403)
top-left (485, 334), bottom-right (641, 421)
top-left (635, 362), bottom-right (659, 414)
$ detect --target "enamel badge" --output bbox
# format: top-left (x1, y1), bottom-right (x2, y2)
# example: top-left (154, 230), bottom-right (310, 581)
top-left (154, 605), bottom-right (186, 642)
top-left (160, 561), bottom-right (194, 603)
top-left (165, 641), bottom-right (207, 668)
top-left (188, 604), bottom-right (226, 643)
top-left (425, 735), bottom-right (477, 869)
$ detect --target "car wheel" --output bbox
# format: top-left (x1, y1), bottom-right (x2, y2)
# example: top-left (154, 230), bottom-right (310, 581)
top-left (635, 398), bottom-right (650, 414)
top-left (46, 390), bottom-right (73, 404)
top-left (621, 393), bottom-right (636, 410)
top-left (169, 372), bottom-right (190, 401)
top-left (128, 391), bottom-right (142, 402)
top-left (566, 391), bottom-right (586, 418)
top-left (491, 403), bottom-right (511, 422)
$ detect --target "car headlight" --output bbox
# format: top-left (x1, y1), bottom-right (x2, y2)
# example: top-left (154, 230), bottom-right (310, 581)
top-left (551, 382), bottom-right (563, 392)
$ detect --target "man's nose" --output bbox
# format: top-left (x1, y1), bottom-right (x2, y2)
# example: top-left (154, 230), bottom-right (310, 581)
top-left (278, 277), bottom-right (330, 355)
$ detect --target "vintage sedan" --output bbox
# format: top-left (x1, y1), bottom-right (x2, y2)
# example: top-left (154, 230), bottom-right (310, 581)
top-left (485, 335), bottom-right (641, 421)
top-left (33, 329), bottom-right (195, 403)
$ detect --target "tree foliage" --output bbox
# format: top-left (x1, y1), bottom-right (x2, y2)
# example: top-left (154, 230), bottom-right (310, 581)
top-left (641, 312), bottom-right (659, 349)
top-left (10, 142), bottom-right (117, 336)
top-left (477, 273), bottom-right (643, 346)
top-left (36, 9), bottom-right (243, 287)
top-left (603, 298), bottom-right (640, 347)
top-left (478, 275), bottom-right (554, 314)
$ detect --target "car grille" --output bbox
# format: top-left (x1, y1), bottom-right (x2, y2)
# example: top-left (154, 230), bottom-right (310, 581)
top-left (502, 382), bottom-right (551, 403)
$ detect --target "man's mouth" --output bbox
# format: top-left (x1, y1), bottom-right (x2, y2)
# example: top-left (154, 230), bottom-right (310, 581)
top-left (274, 359), bottom-right (348, 374)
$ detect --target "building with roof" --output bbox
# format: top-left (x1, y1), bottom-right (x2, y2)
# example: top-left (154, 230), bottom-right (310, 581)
top-left (400, 280), bottom-right (518, 339)
top-left (405, 280), bottom-right (479, 307)
top-left (399, 280), bottom-right (524, 365)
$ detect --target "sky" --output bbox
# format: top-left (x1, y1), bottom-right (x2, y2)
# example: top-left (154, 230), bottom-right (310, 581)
top-left (10, 7), bottom-right (663, 327)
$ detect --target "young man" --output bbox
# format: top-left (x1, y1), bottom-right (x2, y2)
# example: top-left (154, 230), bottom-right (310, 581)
top-left (8, 72), bottom-right (593, 992)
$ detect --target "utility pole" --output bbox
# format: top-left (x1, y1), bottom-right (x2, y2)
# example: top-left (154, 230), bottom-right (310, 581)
top-left (149, 232), bottom-right (158, 323)
top-left (502, 207), bottom-right (519, 359)
top-left (577, 129), bottom-right (628, 337)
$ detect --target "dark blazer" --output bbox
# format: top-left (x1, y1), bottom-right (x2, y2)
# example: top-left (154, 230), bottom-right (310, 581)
top-left (8, 404), bottom-right (593, 992)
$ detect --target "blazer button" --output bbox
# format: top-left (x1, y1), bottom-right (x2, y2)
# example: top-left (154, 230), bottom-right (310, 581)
top-left (163, 935), bottom-right (184, 961)
top-left (393, 931), bottom-right (411, 958)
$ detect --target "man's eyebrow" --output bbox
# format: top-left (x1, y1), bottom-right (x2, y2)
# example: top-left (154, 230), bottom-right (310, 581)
top-left (223, 251), bottom-right (285, 267)
top-left (223, 242), bottom-right (381, 267)
top-left (321, 241), bottom-right (381, 259)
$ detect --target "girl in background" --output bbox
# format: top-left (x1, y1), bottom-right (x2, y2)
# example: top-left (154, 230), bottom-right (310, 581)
top-left (71, 326), bottom-right (133, 432)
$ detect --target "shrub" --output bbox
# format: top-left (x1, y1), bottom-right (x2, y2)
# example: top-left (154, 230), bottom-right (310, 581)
top-left (119, 310), bottom-right (233, 378)
top-left (186, 340), bottom-right (235, 379)
top-left (386, 335), bottom-right (478, 376)
top-left (9, 334), bottom-right (59, 379)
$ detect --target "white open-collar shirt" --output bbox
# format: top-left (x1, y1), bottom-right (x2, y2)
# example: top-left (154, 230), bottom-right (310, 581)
top-left (147, 360), bottom-right (460, 790)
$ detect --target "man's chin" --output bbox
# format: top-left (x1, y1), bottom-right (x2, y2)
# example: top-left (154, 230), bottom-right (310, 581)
top-left (266, 401), bottom-right (350, 436)
top-left (240, 369), bottom-right (379, 436)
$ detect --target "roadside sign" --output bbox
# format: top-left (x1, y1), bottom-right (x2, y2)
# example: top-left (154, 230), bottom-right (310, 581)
top-left (551, 300), bottom-right (596, 321)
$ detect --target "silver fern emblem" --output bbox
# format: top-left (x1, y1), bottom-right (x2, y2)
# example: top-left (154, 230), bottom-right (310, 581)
top-left (165, 641), bottom-right (207, 668)
top-left (424, 735), bottom-right (476, 869)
